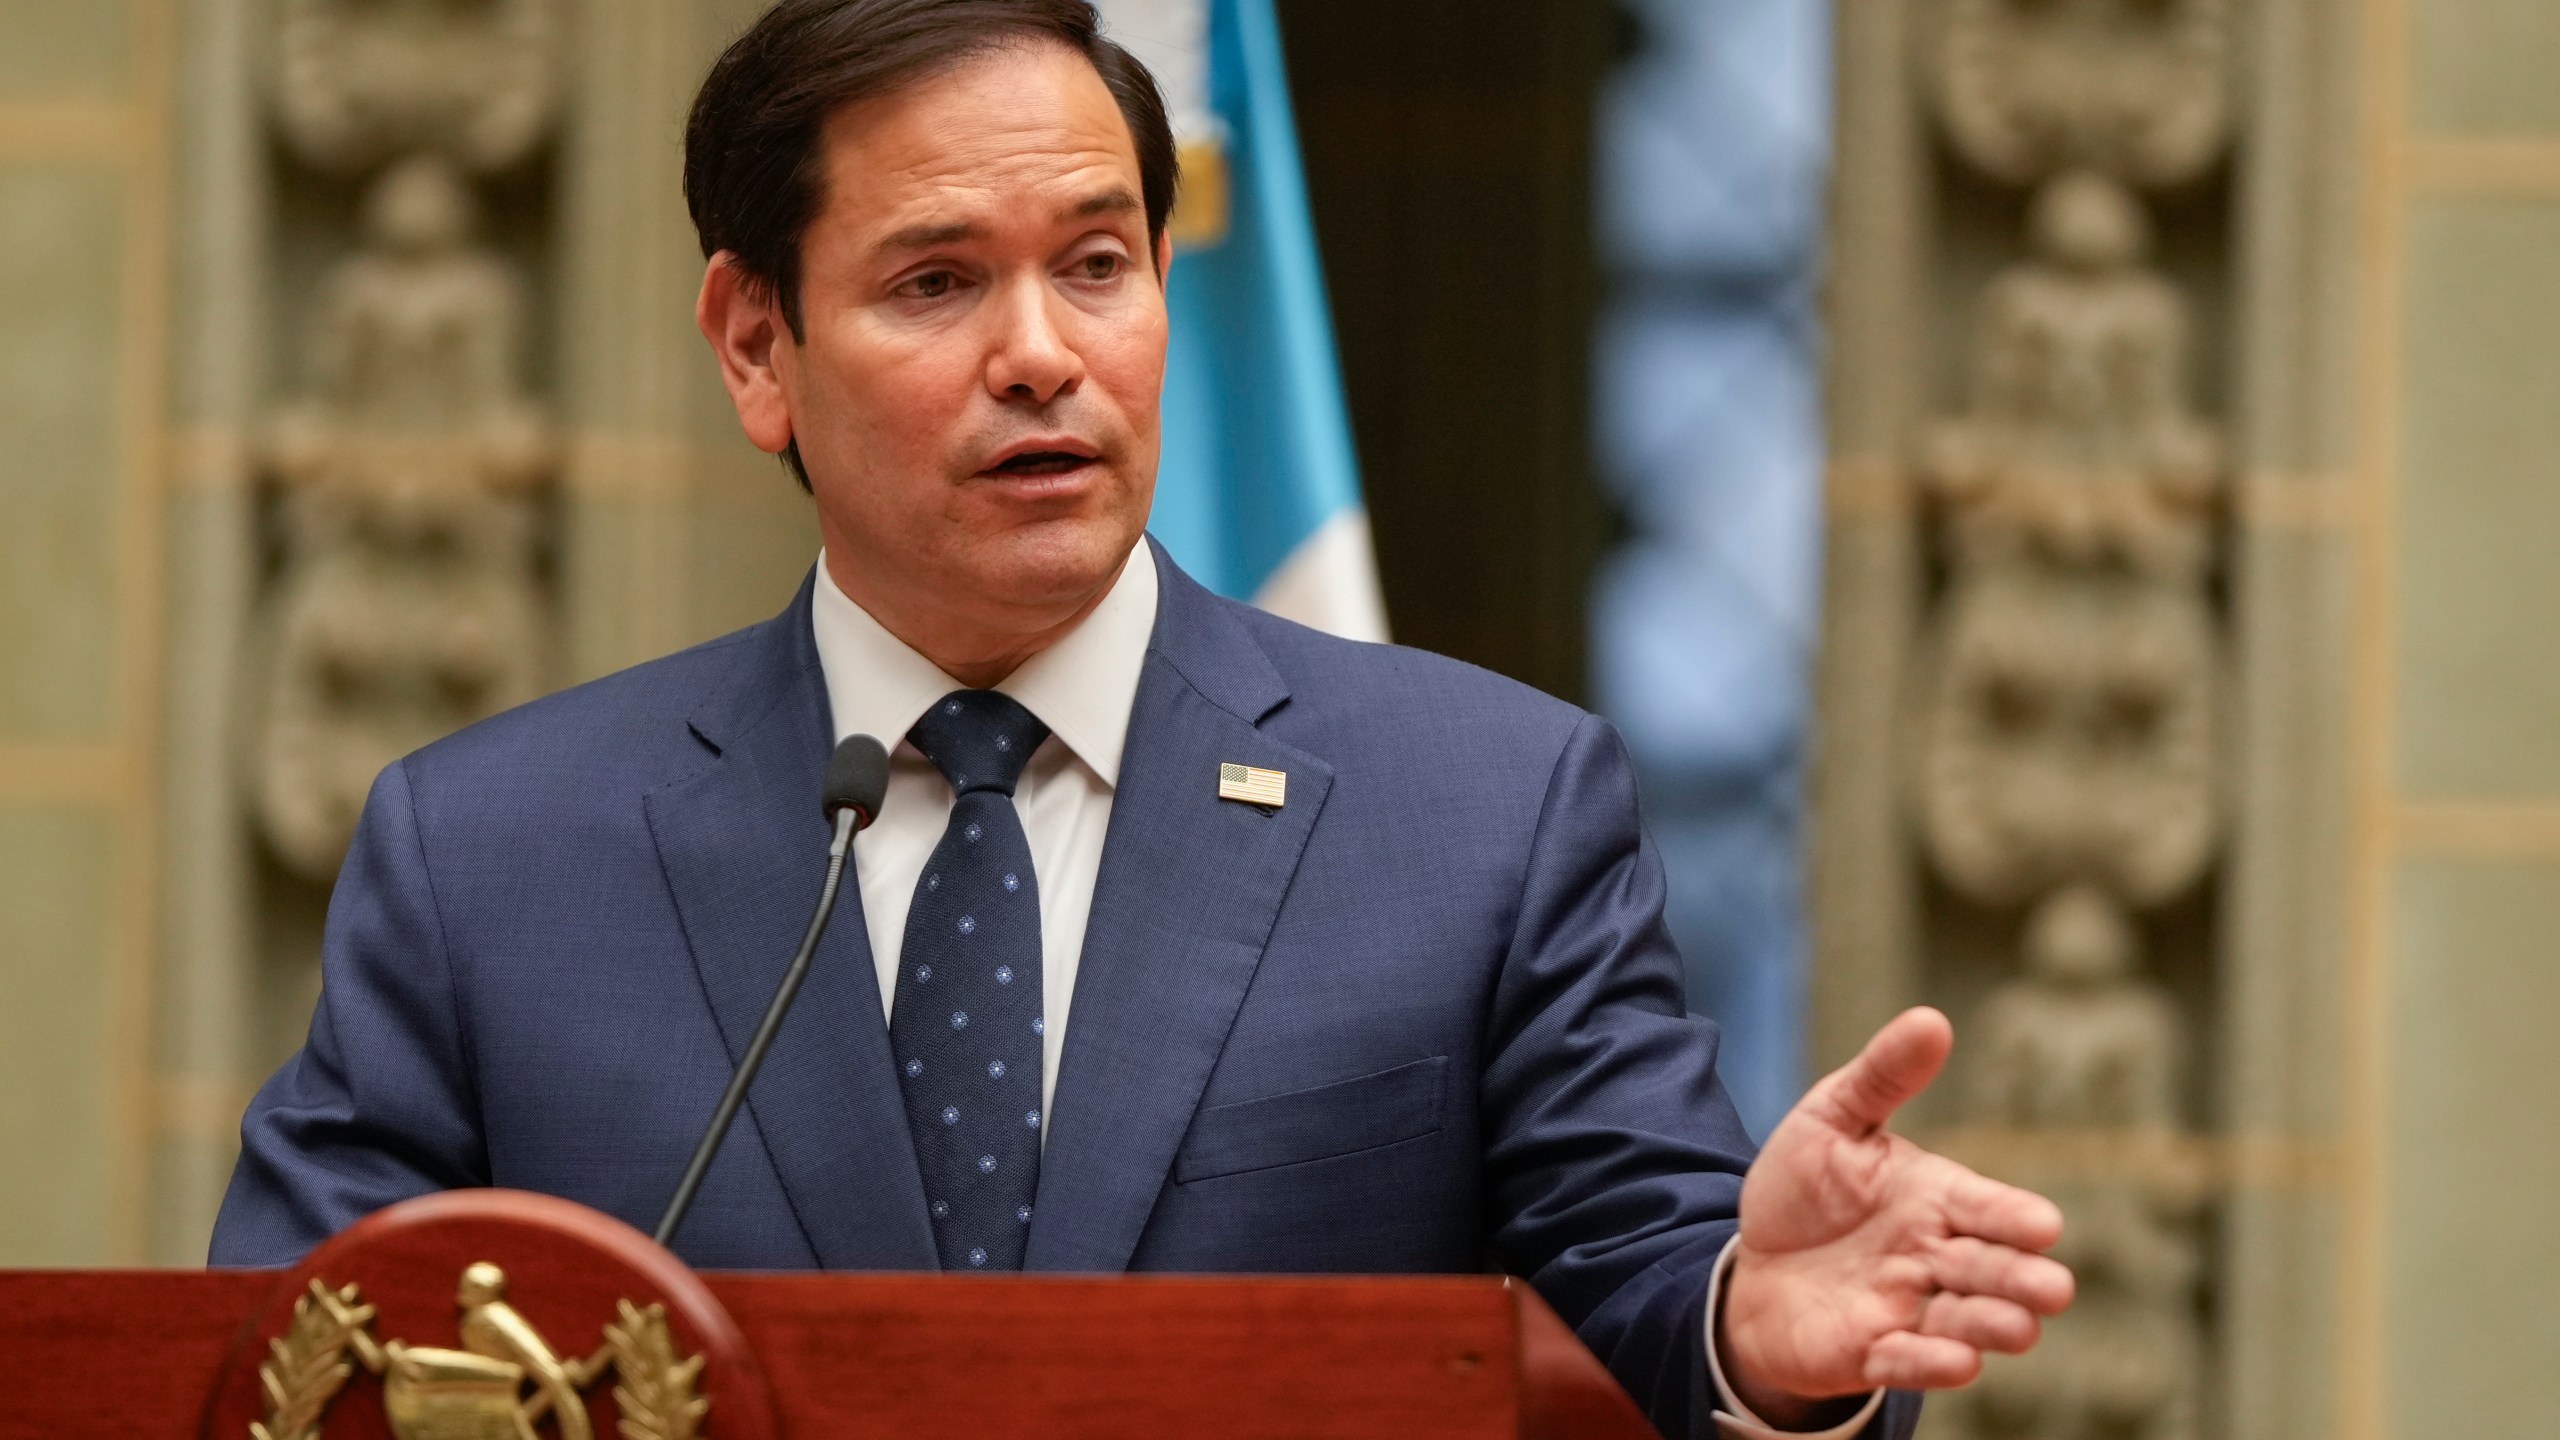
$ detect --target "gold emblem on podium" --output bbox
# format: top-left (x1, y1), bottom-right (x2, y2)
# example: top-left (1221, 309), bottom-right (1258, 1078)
top-left (252, 1263), bottom-right (707, 1440)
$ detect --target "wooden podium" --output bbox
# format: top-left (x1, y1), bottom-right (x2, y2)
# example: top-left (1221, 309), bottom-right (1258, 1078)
top-left (0, 1191), bottom-right (1657, 1438)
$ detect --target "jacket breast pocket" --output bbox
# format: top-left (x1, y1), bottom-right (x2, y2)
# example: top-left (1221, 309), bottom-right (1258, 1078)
top-left (1173, 1055), bottom-right (1449, 1183)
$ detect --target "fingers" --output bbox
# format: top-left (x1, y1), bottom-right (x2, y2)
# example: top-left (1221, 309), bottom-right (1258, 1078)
top-left (1943, 1166), bottom-right (2067, 1253)
top-left (1918, 1292), bottom-right (2042, 1354)
top-left (1805, 1007), bottom-right (1955, 1136)
top-left (1926, 1235), bottom-right (2076, 1317)
top-left (1860, 1297), bottom-right (2040, 1392)
top-left (1864, 1330), bottom-right (1982, 1390)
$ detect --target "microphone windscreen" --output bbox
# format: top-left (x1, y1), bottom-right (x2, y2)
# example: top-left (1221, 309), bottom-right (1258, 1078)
top-left (823, 734), bottom-right (892, 828)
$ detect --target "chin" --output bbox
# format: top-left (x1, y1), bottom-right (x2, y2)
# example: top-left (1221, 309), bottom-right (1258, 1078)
top-left (968, 515), bottom-right (1142, 609)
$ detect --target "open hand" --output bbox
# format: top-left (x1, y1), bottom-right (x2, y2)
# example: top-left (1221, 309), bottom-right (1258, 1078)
top-left (1719, 1007), bottom-right (2074, 1415)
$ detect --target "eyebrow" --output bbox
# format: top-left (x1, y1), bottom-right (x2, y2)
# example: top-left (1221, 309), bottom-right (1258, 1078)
top-left (870, 188), bottom-right (1143, 259)
top-left (875, 220), bottom-right (984, 256)
top-left (1066, 187), bottom-right (1142, 222)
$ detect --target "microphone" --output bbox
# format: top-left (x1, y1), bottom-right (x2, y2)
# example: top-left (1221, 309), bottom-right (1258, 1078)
top-left (655, 733), bottom-right (892, 1247)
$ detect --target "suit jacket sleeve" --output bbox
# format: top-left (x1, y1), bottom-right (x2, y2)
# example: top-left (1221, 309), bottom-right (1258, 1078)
top-left (1478, 714), bottom-right (1919, 1440)
top-left (209, 760), bottom-right (489, 1265)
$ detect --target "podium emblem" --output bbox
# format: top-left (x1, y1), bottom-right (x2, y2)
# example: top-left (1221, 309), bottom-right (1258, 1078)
top-left (253, 1262), bottom-right (707, 1440)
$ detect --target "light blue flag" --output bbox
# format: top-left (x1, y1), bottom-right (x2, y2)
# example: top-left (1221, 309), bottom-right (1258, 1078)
top-left (1106, 0), bottom-right (1387, 640)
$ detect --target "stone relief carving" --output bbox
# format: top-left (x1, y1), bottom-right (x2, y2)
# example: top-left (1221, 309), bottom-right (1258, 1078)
top-left (1932, 0), bottom-right (2230, 189)
top-left (1921, 173), bottom-right (2222, 582)
top-left (1912, 563), bottom-right (2219, 911)
top-left (251, 1), bottom-right (562, 881)
top-left (273, 0), bottom-right (562, 175)
top-left (1969, 885), bottom-right (2184, 1130)
top-left (1914, 177), bottom-right (2222, 916)
top-left (1959, 892), bottom-right (2205, 1440)
top-left (1912, 1), bottom-right (2231, 1435)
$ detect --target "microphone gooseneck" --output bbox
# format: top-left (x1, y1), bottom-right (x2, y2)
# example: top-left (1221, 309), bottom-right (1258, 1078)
top-left (655, 733), bottom-right (892, 1248)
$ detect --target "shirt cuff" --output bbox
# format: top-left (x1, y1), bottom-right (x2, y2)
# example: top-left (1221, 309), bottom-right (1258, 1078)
top-left (1703, 1237), bottom-right (1887, 1439)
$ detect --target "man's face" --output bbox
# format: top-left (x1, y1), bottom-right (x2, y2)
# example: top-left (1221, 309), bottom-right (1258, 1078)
top-left (775, 42), bottom-right (1167, 639)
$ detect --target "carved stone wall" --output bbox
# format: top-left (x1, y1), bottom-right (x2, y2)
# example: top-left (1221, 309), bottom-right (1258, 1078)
top-left (250, 0), bottom-right (565, 884)
top-left (1815, 0), bottom-right (2384, 1434)
top-left (1915, 8), bottom-right (2231, 1435)
top-left (1812, 0), bottom-right (2259, 1434)
top-left (147, 0), bottom-right (823, 1261)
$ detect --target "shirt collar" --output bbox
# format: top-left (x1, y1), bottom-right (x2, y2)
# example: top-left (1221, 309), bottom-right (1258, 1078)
top-left (810, 543), bottom-right (1158, 788)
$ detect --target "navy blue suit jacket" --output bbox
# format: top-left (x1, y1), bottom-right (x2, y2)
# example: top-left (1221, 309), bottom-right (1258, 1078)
top-left (215, 541), bottom-right (1917, 1439)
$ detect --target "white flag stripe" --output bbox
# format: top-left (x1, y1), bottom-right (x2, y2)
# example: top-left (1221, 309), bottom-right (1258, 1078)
top-left (1250, 507), bottom-right (1390, 644)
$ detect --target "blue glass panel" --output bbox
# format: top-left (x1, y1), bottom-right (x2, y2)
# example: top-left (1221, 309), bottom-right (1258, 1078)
top-left (1592, 0), bottom-right (1831, 1139)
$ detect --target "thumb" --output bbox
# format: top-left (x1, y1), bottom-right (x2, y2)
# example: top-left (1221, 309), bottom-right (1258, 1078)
top-left (1805, 1006), bottom-right (1953, 1136)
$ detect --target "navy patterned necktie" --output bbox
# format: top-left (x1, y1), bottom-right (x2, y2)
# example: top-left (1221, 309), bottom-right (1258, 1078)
top-left (889, 689), bottom-right (1051, 1270)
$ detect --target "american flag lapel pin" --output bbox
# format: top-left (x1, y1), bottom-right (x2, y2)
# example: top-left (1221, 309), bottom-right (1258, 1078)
top-left (1218, 762), bottom-right (1287, 809)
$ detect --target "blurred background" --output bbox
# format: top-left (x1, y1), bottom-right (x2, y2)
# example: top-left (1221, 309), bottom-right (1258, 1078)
top-left (0, 0), bottom-right (2552, 1436)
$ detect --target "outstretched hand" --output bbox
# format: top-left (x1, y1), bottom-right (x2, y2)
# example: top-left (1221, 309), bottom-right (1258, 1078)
top-left (1719, 1008), bottom-right (2074, 1419)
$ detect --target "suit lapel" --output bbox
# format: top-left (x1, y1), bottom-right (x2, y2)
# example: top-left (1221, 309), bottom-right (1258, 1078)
top-left (1027, 547), bottom-right (1333, 1271)
top-left (644, 576), bottom-right (937, 1269)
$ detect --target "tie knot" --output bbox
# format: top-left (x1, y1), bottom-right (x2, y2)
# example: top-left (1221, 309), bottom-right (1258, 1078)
top-left (908, 690), bottom-right (1050, 797)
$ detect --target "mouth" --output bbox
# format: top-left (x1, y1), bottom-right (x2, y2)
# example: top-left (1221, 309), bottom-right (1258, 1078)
top-left (979, 438), bottom-right (1103, 480)
top-left (988, 451), bottom-right (1095, 477)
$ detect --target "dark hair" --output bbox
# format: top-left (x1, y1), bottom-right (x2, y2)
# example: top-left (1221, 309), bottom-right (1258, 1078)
top-left (685, 0), bottom-right (1178, 336)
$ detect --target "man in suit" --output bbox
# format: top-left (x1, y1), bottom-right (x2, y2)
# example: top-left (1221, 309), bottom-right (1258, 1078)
top-left (213, 3), bottom-right (2074, 1435)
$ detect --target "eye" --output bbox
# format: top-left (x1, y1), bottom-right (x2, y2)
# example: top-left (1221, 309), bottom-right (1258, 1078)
top-left (896, 270), bottom-right (960, 300)
top-left (1074, 252), bottom-right (1125, 282)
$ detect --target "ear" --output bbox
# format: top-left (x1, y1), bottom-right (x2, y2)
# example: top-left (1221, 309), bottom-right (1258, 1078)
top-left (1153, 228), bottom-right (1174, 283)
top-left (695, 252), bottom-right (797, 456)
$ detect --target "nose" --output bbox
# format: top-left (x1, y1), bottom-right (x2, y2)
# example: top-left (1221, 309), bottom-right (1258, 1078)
top-left (983, 272), bottom-right (1084, 405)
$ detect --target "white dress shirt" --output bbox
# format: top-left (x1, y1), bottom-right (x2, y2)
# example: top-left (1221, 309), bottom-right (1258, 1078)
top-left (811, 543), bottom-right (1158, 1129)
top-left (810, 543), bottom-right (1879, 1435)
